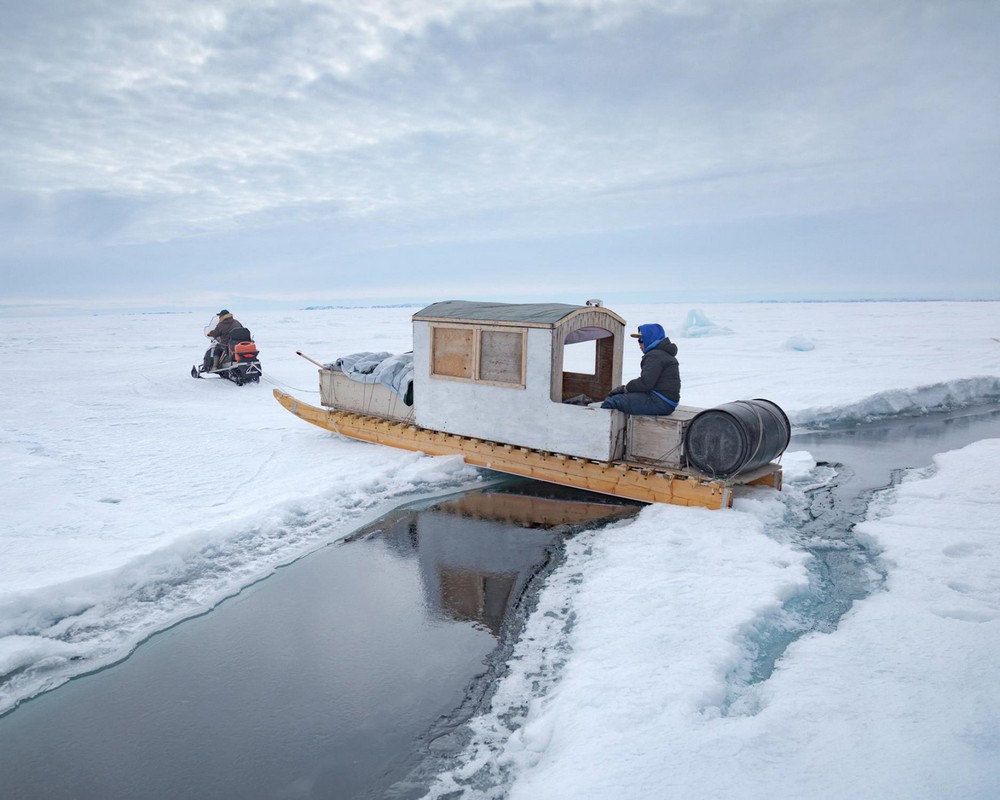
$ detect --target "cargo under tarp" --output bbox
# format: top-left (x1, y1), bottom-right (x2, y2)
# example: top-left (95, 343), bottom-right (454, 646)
top-left (324, 351), bottom-right (414, 403)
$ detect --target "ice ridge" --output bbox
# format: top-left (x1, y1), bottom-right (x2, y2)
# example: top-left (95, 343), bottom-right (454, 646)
top-left (790, 376), bottom-right (1000, 429)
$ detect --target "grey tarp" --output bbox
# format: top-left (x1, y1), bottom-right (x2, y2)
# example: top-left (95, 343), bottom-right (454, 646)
top-left (325, 352), bottom-right (414, 402)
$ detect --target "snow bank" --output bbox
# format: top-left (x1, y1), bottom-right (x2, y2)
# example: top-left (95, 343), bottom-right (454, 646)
top-left (0, 452), bottom-right (484, 715)
top-left (791, 376), bottom-right (1000, 429)
top-left (424, 440), bottom-right (1000, 800)
top-left (423, 484), bottom-right (813, 798)
top-left (0, 308), bottom-right (486, 715)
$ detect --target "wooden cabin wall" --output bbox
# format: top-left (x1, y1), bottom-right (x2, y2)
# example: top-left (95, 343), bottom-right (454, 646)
top-left (414, 322), bottom-right (626, 461)
top-left (561, 371), bottom-right (597, 400)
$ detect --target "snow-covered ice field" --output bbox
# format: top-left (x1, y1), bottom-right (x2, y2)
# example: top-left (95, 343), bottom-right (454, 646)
top-left (2, 300), bottom-right (1000, 798)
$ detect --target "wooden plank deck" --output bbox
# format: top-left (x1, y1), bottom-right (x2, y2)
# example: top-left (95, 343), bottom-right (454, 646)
top-left (274, 390), bottom-right (781, 510)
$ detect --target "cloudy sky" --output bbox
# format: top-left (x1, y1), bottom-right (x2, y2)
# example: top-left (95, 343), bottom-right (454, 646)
top-left (1, 0), bottom-right (998, 311)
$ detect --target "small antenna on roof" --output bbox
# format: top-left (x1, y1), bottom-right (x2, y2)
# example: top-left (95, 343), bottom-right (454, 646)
top-left (585, 298), bottom-right (603, 307)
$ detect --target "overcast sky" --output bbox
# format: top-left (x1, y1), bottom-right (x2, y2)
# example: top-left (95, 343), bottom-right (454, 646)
top-left (1, 0), bottom-right (998, 311)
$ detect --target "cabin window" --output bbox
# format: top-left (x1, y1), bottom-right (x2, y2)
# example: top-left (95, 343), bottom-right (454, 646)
top-left (429, 324), bottom-right (525, 388)
top-left (479, 330), bottom-right (524, 384)
top-left (562, 338), bottom-right (596, 375)
top-left (559, 326), bottom-right (615, 402)
top-left (431, 327), bottom-right (475, 379)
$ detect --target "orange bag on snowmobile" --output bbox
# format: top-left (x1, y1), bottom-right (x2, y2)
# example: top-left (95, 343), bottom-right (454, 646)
top-left (233, 341), bottom-right (259, 362)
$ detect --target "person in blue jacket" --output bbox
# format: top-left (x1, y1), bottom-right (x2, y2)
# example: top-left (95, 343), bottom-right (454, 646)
top-left (601, 323), bottom-right (680, 415)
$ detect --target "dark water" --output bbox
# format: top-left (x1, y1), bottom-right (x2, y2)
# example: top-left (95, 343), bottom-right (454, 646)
top-left (795, 406), bottom-right (1000, 513)
top-left (793, 405), bottom-right (1000, 611)
top-left (0, 484), bottom-right (635, 800)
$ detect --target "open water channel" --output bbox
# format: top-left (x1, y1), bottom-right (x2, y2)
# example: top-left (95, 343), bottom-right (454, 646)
top-left (1, 406), bottom-right (999, 799)
top-left (0, 484), bottom-right (637, 799)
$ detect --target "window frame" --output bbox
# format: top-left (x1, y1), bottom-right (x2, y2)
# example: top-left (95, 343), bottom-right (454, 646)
top-left (428, 323), bottom-right (527, 389)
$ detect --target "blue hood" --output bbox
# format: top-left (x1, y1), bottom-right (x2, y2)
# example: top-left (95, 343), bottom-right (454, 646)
top-left (637, 323), bottom-right (666, 350)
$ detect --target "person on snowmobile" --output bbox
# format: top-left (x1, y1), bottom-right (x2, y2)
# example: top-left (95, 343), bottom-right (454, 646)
top-left (204, 309), bottom-right (243, 371)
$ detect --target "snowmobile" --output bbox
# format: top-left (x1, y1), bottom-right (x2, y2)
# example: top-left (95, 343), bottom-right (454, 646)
top-left (191, 316), bottom-right (262, 385)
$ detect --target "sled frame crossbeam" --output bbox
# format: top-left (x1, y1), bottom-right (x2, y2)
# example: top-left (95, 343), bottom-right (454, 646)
top-left (274, 390), bottom-right (780, 510)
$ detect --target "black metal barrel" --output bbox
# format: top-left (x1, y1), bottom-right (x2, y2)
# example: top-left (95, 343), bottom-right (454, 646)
top-left (683, 399), bottom-right (791, 478)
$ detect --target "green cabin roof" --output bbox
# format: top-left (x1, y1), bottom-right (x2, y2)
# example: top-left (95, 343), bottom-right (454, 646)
top-left (414, 300), bottom-right (620, 327)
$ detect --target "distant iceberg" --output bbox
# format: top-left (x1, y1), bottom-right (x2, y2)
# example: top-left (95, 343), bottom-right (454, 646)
top-left (680, 309), bottom-right (733, 338)
top-left (784, 335), bottom-right (816, 351)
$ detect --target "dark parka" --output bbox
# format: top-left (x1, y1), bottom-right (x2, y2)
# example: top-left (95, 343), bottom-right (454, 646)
top-left (208, 313), bottom-right (243, 343)
top-left (625, 336), bottom-right (681, 404)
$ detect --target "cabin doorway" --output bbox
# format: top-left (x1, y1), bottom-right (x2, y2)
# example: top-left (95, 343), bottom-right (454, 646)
top-left (557, 326), bottom-right (617, 404)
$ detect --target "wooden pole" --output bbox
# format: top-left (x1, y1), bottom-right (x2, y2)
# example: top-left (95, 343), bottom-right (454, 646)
top-left (296, 351), bottom-right (328, 369)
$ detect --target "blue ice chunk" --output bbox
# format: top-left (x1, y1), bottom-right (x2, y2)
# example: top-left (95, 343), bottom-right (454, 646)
top-left (784, 335), bottom-right (816, 351)
top-left (680, 309), bottom-right (733, 338)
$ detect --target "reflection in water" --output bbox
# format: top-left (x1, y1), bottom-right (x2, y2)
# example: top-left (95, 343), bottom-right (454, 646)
top-left (0, 482), bottom-right (636, 800)
top-left (365, 488), bottom-right (637, 638)
top-left (437, 490), bottom-right (638, 528)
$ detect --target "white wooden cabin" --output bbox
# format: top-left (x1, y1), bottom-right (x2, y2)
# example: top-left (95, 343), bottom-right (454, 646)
top-left (290, 300), bottom-right (787, 508)
top-left (317, 300), bottom-right (700, 470)
top-left (412, 301), bottom-right (628, 461)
